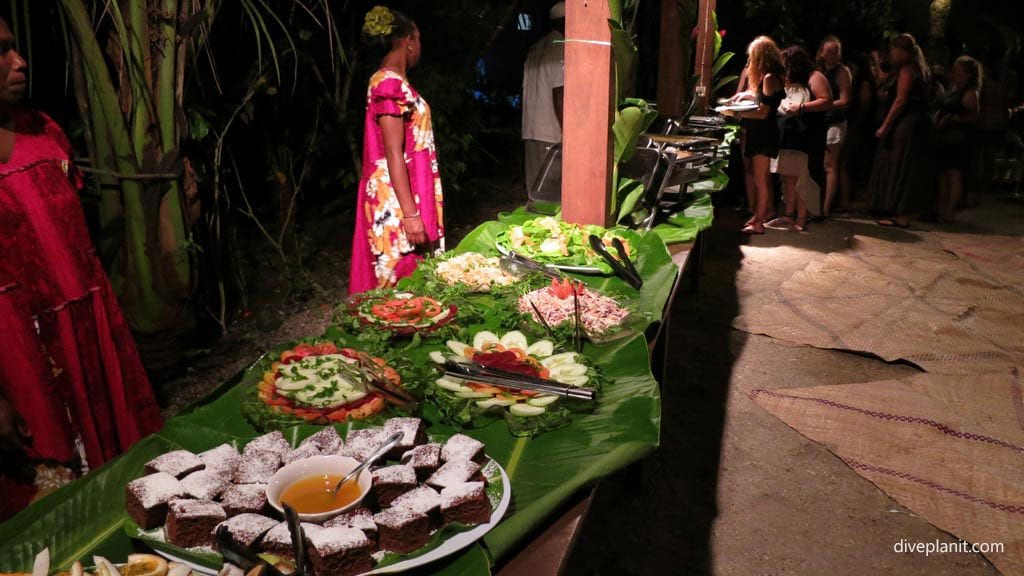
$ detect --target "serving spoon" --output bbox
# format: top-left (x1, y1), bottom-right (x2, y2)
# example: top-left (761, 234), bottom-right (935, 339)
top-left (332, 431), bottom-right (404, 497)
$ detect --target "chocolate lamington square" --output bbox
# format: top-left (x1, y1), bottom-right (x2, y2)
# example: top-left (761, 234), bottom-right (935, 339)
top-left (282, 442), bottom-right (322, 466)
top-left (400, 444), bottom-right (441, 480)
top-left (426, 459), bottom-right (481, 490)
top-left (300, 427), bottom-right (344, 455)
top-left (308, 527), bottom-right (373, 576)
top-left (233, 449), bottom-right (281, 484)
top-left (440, 482), bottom-right (491, 526)
top-left (181, 469), bottom-right (229, 501)
top-left (198, 443), bottom-right (241, 475)
top-left (390, 485), bottom-right (442, 529)
top-left (371, 465), bottom-right (417, 508)
top-left (373, 508), bottom-right (431, 554)
top-left (166, 499), bottom-right (226, 548)
top-left (212, 513), bottom-right (278, 547)
top-left (243, 431), bottom-right (291, 457)
top-left (219, 483), bottom-right (269, 517)
top-left (383, 417), bottom-right (427, 459)
top-left (440, 434), bottom-right (485, 463)
top-left (340, 428), bottom-right (385, 462)
top-left (260, 521), bottom-right (323, 559)
top-left (125, 472), bottom-right (189, 529)
top-left (144, 450), bottom-right (205, 479)
top-left (323, 507), bottom-right (377, 547)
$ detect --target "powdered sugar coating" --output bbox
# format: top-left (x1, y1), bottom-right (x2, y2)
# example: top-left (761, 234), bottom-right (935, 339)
top-left (390, 485), bottom-right (441, 515)
top-left (308, 526), bottom-right (371, 555)
top-left (212, 513), bottom-right (278, 546)
top-left (383, 417), bottom-right (424, 450)
top-left (401, 444), bottom-right (440, 469)
top-left (373, 507), bottom-right (428, 530)
top-left (300, 427), bottom-right (344, 454)
top-left (243, 431), bottom-right (291, 457)
top-left (282, 442), bottom-right (322, 465)
top-left (181, 470), bottom-right (229, 500)
top-left (440, 434), bottom-right (484, 463)
top-left (233, 449), bottom-right (281, 484)
top-left (219, 483), bottom-right (268, 513)
top-left (323, 507), bottom-right (376, 532)
top-left (168, 498), bottom-right (226, 520)
top-left (146, 450), bottom-right (205, 478)
top-left (372, 464), bottom-right (416, 485)
top-left (426, 459), bottom-right (480, 489)
top-left (128, 472), bottom-right (189, 509)
top-left (340, 428), bottom-right (385, 461)
top-left (440, 482), bottom-right (486, 509)
top-left (198, 444), bottom-right (241, 475)
top-left (262, 521), bottom-right (323, 547)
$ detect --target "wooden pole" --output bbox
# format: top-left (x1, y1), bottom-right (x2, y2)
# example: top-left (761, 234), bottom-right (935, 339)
top-left (656, 0), bottom-right (686, 118)
top-left (694, 0), bottom-right (716, 113)
top-left (561, 0), bottom-right (614, 226)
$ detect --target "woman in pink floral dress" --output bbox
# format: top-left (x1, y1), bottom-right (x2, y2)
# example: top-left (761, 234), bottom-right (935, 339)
top-left (349, 8), bottom-right (444, 294)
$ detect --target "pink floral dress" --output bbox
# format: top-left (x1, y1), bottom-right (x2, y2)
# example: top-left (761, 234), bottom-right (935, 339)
top-left (348, 68), bottom-right (444, 294)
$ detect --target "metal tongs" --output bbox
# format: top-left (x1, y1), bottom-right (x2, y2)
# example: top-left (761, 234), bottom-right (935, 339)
top-left (499, 250), bottom-right (563, 280)
top-left (587, 235), bottom-right (643, 290)
top-left (356, 353), bottom-right (418, 410)
top-left (443, 360), bottom-right (597, 401)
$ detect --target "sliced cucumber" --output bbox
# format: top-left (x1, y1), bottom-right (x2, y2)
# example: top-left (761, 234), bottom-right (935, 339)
top-left (557, 375), bottom-right (590, 386)
top-left (510, 403), bottom-right (547, 417)
top-left (472, 331), bottom-right (500, 351)
top-left (446, 340), bottom-right (470, 356)
top-left (435, 377), bottom-right (473, 393)
top-left (526, 395), bottom-right (559, 407)
top-left (541, 352), bottom-right (577, 368)
top-left (549, 363), bottom-right (588, 378)
top-left (428, 350), bottom-right (447, 364)
top-left (455, 390), bottom-right (497, 399)
top-left (500, 330), bottom-right (529, 352)
top-left (526, 339), bottom-right (555, 358)
top-left (476, 398), bottom-right (517, 408)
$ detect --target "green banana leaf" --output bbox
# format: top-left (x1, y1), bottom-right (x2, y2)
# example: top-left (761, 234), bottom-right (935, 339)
top-left (651, 192), bottom-right (716, 245)
top-left (612, 102), bottom-right (657, 166)
top-left (616, 177), bottom-right (645, 224)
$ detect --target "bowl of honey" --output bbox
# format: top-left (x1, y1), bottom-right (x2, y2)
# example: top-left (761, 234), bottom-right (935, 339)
top-left (266, 455), bottom-right (372, 522)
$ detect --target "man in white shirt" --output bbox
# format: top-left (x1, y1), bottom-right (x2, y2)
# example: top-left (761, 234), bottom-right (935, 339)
top-left (522, 2), bottom-right (565, 191)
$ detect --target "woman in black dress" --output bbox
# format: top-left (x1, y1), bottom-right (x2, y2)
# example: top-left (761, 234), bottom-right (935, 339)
top-left (724, 36), bottom-right (786, 234)
top-left (936, 56), bottom-right (982, 222)
top-left (868, 34), bottom-right (933, 228)
top-left (840, 52), bottom-right (878, 205)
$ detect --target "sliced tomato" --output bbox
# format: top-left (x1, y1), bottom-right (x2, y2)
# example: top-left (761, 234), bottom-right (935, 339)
top-left (279, 350), bottom-right (301, 364)
top-left (314, 342), bottom-right (339, 355)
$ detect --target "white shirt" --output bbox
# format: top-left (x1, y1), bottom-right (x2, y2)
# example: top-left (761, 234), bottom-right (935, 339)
top-left (522, 30), bottom-right (565, 143)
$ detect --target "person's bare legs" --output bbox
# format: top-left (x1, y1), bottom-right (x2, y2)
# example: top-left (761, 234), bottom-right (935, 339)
top-left (743, 155), bottom-right (773, 234)
top-left (838, 147), bottom-right (851, 211)
top-left (823, 142), bottom-right (842, 217)
top-left (794, 191), bottom-right (808, 231)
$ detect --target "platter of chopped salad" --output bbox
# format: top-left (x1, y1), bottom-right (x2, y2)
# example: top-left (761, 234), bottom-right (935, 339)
top-left (346, 290), bottom-right (458, 336)
top-left (494, 217), bottom-right (638, 275)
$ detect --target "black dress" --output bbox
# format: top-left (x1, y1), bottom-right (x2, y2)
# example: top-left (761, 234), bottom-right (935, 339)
top-left (867, 66), bottom-right (933, 215)
top-left (936, 89), bottom-right (972, 171)
top-left (743, 82), bottom-right (784, 158)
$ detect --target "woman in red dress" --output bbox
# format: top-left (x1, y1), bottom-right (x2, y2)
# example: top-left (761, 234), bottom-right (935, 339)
top-left (0, 18), bottom-right (162, 518)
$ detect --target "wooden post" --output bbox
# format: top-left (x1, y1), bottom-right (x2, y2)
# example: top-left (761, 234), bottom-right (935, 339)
top-left (694, 0), bottom-right (716, 113)
top-left (656, 0), bottom-right (686, 118)
top-left (561, 0), bottom-right (614, 226)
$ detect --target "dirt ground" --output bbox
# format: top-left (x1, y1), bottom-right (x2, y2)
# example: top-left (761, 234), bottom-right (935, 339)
top-left (565, 197), bottom-right (1024, 576)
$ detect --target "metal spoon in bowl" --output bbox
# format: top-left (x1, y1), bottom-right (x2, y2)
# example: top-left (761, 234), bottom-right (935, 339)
top-left (332, 431), bottom-right (404, 498)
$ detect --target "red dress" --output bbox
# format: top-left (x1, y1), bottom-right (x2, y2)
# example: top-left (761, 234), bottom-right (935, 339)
top-left (0, 109), bottom-right (162, 471)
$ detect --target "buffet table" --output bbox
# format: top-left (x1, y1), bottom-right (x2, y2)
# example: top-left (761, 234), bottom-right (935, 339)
top-left (0, 194), bottom-right (719, 575)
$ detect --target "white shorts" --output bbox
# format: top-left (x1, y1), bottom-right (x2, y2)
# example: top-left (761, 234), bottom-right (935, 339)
top-left (826, 121), bottom-right (848, 145)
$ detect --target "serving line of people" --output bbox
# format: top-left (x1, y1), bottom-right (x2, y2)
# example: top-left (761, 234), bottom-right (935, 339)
top-left (723, 32), bottom-right (984, 234)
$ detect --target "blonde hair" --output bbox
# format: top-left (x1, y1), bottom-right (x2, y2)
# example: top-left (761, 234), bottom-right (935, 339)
top-left (891, 33), bottom-right (930, 83)
top-left (747, 36), bottom-right (784, 90)
top-left (954, 55), bottom-right (983, 92)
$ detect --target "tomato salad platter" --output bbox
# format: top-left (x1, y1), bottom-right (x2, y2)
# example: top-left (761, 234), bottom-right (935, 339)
top-left (347, 291), bottom-right (458, 336)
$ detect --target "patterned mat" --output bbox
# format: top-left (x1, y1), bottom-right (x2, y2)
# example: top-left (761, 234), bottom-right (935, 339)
top-left (751, 370), bottom-right (1024, 575)
top-left (734, 235), bottom-right (1024, 374)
